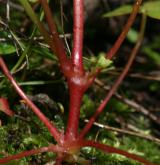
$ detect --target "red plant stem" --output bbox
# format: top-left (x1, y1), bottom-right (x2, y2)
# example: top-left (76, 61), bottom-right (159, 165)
top-left (65, 74), bottom-right (97, 141)
top-left (65, 81), bottom-right (84, 140)
top-left (107, 0), bottom-right (142, 59)
top-left (72, 0), bottom-right (84, 74)
top-left (64, 0), bottom-right (85, 141)
top-left (0, 145), bottom-right (65, 164)
top-left (39, 0), bottom-right (71, 75)
top-left (79, 14), bottom-right (146, 139)
top-left (73, 140), bottom-right (155, 165)
top-left (0, 57), bottom-right (62, 144)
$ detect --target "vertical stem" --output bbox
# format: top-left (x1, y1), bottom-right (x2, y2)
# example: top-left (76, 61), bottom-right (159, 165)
top-left (79, 14), bottom-right (147, 139)
top-left (0, 57), bottom-right (62, 144)
top-left (107, 0), bottom-right (142, 59)
top-left (65, 81), bottom-right (84, 140)
top-left (65, 0), bottom-right (86, 140)
top-left (72, 0), bottom-right (84, 74)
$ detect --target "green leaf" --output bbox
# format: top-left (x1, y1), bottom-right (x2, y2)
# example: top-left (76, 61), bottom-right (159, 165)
top-left (0, 43), bottom-right (16, 55)
top-left (143, 47), bottom-right (160, 66)
top-left (127, 28), bottom-right (138, 43)
top-left (103, 1), bottom-right (160, 20)
top-left (103, 5), bottom-right (133, 17)
top-left (141, 1), bottom-right (160, 20)
top-left (29, 0), bottom-right (38, 3)
top-left (96, 53), bottom-right (113, 69)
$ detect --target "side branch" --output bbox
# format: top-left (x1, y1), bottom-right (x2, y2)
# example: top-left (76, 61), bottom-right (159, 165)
top-left (75, 140), bottom-right (155, 165)
top-left (39, 0), bottom-right (71, 74)
top-left (0, 145), bottom-right (65, 164)
top-left (0, 57), bottom-right (62, 144)
top-left (107, 0), bottom-right (142, 59)
top-left (79, 14), bottom-right (147, 139)
top-left (72, 0), bottom-right (84, 73)
top-left (18, 0), bottom-right (71, 76)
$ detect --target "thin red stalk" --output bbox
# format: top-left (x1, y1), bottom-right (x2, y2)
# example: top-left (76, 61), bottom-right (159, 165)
top-left (72, 0), bottom-right (84, 74)
top-left (74, 140), bottom-right (155, 165)
top-left (79, 14), bottom-right (147, 139)
top-left (107, 0), bottom-right (142, 59)
top-left (39, 0), bottom-right (71, 75)
top-left (0, 57), bottom-right (62, 144)
top-left (0, 145), bottom-right (65, 164)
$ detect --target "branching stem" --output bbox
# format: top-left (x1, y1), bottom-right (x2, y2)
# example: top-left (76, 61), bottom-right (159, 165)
top-left (0, 1), bottom-right (154, 165)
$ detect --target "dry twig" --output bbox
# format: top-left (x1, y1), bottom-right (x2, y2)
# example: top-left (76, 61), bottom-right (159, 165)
top-left (84, 119), bottom-right (160, 144)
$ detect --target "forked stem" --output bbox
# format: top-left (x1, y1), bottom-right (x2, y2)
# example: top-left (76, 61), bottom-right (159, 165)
top-left (0, 1), bottom-right (153, 165)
